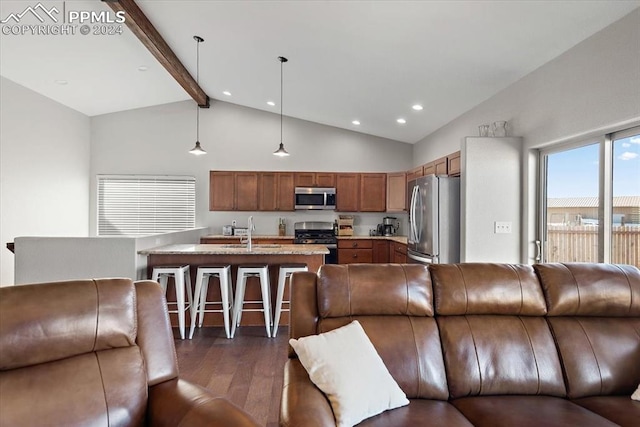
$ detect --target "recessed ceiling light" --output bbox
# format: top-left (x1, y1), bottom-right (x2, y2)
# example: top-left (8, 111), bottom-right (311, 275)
top-left (267, 101), bottom-right (275, 106)
top-left (352, 120), bottom-right (361, 125)
top-left (397, 118), bottom-right (407, 124)
top-left (138, 66), bottom-right (148, 72)
top-left (54, 80), bottom-right (68, 85)
top-left (223, 91), bottom-right (231, 96)
top-left (412, 104), bottom-right (423, 111)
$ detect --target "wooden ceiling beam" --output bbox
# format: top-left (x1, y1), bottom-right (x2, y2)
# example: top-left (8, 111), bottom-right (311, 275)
top-left (103, 0), bottom-right (209, 107)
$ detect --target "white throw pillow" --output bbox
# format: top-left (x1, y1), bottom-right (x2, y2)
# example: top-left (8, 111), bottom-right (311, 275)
top-left (289, 320), bottom-right (409, 427)
top-left (632, 383), bottom-right (640, 401)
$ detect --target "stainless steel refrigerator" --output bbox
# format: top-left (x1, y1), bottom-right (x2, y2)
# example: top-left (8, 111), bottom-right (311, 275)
top-left (407, 175), bottom-right (460, 264)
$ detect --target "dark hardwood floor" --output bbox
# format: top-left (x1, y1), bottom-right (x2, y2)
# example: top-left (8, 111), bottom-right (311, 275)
top-left (174, 326), bottom-right (289, 427)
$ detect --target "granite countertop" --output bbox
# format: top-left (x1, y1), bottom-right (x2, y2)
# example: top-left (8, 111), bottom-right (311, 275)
top-left (139, 243), bottom-right (329, 255)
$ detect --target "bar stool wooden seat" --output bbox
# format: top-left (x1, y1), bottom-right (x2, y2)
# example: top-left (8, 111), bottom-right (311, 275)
top-left (272, 263), bottom-right (308, 337)
top-left (151, 265), bottom-right (192, 340)
top-left (231, 264), bottom-right (271, 338)
top-left (189, 265), bottom-right (234, 339)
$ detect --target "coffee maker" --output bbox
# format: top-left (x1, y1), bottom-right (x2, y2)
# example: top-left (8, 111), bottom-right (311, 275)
top-left (382, 216), bottom-right (400, 236)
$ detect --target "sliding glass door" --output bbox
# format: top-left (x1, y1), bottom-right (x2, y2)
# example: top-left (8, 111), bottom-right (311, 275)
top-left (539, 127), bottom-right (639, 267)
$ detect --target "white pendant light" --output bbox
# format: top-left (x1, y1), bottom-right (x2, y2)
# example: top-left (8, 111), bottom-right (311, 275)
top-left (273, 56), bottom-right (290, 157)
top-left (189, 35), bottom-right (206, 156)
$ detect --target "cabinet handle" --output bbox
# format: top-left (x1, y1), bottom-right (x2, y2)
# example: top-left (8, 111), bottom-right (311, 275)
top-left (352, 243), bottom-right (358, 248)
top-left (353, 254), bottom-right (358, 258)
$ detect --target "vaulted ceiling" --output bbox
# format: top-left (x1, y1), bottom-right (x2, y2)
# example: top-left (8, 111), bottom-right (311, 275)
top-left (1, 1), bottom-right (637, 143)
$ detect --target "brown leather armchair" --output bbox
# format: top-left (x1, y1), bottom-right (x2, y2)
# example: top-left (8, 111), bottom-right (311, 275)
top-left (0, 278), bottom-right (261, 427)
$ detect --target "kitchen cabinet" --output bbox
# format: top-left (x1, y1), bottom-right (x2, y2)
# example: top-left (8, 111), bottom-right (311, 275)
top-left (423, 163), bottom-right (436, 176)
top-left (259, 172), bottom-right (294, 211)
top-left (373, 240), bottom-right (390, 263)
top-left (235, 172), bottom-right (259, 211)
top-left (359, 173), bottom-right (387, 212)
top-left (434, 156), bottom-right (448, 175)
top-left (336, 173), bottom-right (360, 212)
top-left (386, 172), bottom-right (406, 212)
top-left (389, 241), bottom-right (407, 263)
top-left (338, 239), bottom-right (373, 264)
top-left (209, 171), bottom-right (235, 211)
top-left (447, 151), bottom-right (461, 176)
top-left (294, 172), bottom-right (335, 187)
top-left (407, 166), bottom-right (423, 182)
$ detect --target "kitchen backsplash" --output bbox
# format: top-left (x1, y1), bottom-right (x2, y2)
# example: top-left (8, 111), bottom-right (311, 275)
top-left (206, 211), bottom-right (408, 236)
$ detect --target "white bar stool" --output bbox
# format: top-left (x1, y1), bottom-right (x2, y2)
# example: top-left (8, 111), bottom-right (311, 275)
top-left (151, 265), bottom-right (193, 340)
top-left (189, 265), bottom-right (234, 339)
top-left (272, 263), bottom-right (308, 337)
top-left (231, 264), bottom-right (271, 338)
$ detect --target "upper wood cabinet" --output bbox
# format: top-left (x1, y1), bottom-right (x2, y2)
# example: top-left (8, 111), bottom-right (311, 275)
top-left (434, 156), bottom-right (448, 175)
top-left (407, 166), bottom-right (423, 182)
top-left (235, 172), bottom-right (259, 211)
top-left (386, 172), bottom-right (407, 212)
top-left (336, 173), bottom-right (360, 212)
top-left (259, 172), bottom-right (294, 211)
top-left (447, 151), bottom-right (461, 176)
top-left (209, 171), bottom-right (258, 211)
top-left (210, 171), bottom-right (235, 211)
top-left (360, 173), bottom-right (386, 212)
top-left (294, 172), bottom-right (335, 187)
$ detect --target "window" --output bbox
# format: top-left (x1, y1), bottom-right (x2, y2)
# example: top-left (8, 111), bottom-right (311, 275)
top-left (539, 126), bottom-right (639, 267)
top-left (97, 175), bottom-right (196, 236)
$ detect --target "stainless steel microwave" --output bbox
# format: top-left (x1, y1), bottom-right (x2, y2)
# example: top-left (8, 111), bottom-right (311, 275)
top-left (294, 187), bottom-right (336, 210)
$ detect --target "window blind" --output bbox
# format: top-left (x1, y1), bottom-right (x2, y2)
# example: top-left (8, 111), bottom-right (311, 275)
top-left (97, 175), bottom-right (196, 236)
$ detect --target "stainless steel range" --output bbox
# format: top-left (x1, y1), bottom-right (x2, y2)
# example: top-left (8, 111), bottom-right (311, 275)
top-left (294, 221), bottom-right (337, 264)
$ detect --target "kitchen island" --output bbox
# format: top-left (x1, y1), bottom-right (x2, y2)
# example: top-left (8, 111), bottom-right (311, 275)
top-left (139, 243), bottom-right (328, 329)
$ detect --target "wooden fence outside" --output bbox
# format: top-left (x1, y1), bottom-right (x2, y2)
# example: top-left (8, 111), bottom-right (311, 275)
top-left (547, 225), bottom-right (639, 267)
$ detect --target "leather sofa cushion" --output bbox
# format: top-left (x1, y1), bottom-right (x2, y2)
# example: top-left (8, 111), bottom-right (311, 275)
top-left (438, 315), bottom-right (566, 398)
top-left (0, 278), bottom-right (136, 370)
top-left (318, 316), bottom-right (449, 400)
top-left (430, 264), bottom-right (546, 315)
top-left (317, 264), bottom-right (433, 317)
top-left (0, 347), bottom-right (147, 426)
top-left (548, 317), bottom-right (640, 398)
top-left (534, 263), bottom-right (640, 316)
top-left (452, 395), bottom-right (618, 427)
top-left (572, 396), bottom-right (640, 426)
top-left (358, 399), bottom-right (473, 426)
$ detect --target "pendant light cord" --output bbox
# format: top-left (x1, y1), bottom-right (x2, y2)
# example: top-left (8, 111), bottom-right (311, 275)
top-left (196, 37), bottom-right (200, 142)
top-left (280, 57), bottom-right (283, 144)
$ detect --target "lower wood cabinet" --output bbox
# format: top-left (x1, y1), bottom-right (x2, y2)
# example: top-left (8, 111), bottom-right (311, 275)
top-left (338, 239), bottom-right (373, 264)
top-left (373, 240), bottom-right (390, 263)
top-left (389, 241), bottom-right (407, 263)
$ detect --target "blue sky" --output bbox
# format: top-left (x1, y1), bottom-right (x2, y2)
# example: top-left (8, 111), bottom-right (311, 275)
top-left (547, 135), bottom-right (640, 198)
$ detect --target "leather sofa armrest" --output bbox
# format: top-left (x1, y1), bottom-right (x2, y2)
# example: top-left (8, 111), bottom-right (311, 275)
top-left (280, 359), bottom-right (336, 427)
top-left (148, 378), bottom-right (260, 427)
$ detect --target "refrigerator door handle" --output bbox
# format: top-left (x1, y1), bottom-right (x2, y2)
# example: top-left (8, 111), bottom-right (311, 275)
top-left (409, 185), bottom-right (419, 243)
top-left (415, 186), bottom-right (423, 243)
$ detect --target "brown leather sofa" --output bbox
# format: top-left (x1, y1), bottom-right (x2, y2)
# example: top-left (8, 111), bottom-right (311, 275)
top-left (281, 263), bottom-right (640, 427)
top-left (0, 278), bottom-right (260, 427)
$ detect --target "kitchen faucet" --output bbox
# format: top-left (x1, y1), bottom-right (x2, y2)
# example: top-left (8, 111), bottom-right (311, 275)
top-left (244, 216), bottom-right (255, 251)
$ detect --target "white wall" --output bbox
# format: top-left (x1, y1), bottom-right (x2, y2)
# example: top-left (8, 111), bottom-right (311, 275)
top-left (0, 77), bottom-right (91, 286)
top-left (413, 9), bottom-right (640, 262)
top-left (90, 100), bottom-right (412, 236)
top-left (461, 137), bottom-right (521, 263)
